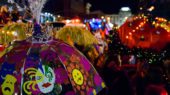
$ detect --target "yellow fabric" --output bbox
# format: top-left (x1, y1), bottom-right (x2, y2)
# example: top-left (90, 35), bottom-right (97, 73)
top-left (56, 26), bottom-right (98, 46)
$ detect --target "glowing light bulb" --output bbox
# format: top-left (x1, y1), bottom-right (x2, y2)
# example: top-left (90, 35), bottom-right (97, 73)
top-left (7, 31), bottom-right (10, 35)
top-left (2, 31), bottom-right (4, 34)
top-left (126, 36), bottom-right (129, 39)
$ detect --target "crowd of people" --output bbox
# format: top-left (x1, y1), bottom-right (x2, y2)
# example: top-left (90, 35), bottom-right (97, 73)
top-left (75, 22), bottom-right (170, 95)
top-left (0, 4), bottom-right (170, 94)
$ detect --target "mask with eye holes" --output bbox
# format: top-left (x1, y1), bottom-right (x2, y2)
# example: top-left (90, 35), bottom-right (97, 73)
top-left (35, 65), bottom-right (55, 93)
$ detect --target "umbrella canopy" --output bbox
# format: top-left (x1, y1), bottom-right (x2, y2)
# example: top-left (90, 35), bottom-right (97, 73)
top-left (0, 38), bottom-right (105, 95)
top-left (119, 15), bottom-right (170, 50)
top-left (0, 22), bottom-right (30, 45)
top-left (56, 26), bottom-right (98, 47)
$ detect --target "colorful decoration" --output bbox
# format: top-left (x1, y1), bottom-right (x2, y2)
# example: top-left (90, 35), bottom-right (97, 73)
top-left (86, 19), bottom-right (103, 31)
top-left (27, 0), bottom-right (47, 23)
top-left (0, 62), bottom-right (15, 84)
top-left (0, 45), bottom-right (5, 52)
top-left (1, 74), bottom-right (16, 95)
top-left (0, 39), bottom-right (105, 95)
top-left (72, 69), bottom-right (84, 85)
top-left (35, 65), bottom-right (55, 93)
top-left (0, 23), bottom-right (31, 45)
top-left (119, 15), bottom-right (170, 51)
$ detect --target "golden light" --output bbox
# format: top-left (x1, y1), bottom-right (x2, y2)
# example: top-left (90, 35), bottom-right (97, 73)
top-left (12, 31), bottom-right (15, 35)
top-left (132, 30), bottom-right (135, 32)
top-left (2, 31), bottom-right (5, 34)
top-left (7, 31), bottom-right (10, 35)
top-left (136, 27), bottom-right (139, 30)
top-left (66, 19), bottom-right (71, 24)
top-left (155, 17), bottom-right (167, 22)
top-left (142, 14), bottom-right (144, 17)
top-left (148, 6), bottom-right (155, 11)
top-left (12, 31), bottom-right (17, 36)
top-left (75, 19), bottom-right (80, 23)
top-left (57, 15), bottom-right (61, 18)
top-left (107, 17), bottom-right (111, 21)
top-left (129, 32), bottom-right (132, 35)
top-left (101, 16), bottom-right (104, 19)
top-left (140, 7), bottom-right (143, 10)
top-left (126, 36), bottom-right (129, 39)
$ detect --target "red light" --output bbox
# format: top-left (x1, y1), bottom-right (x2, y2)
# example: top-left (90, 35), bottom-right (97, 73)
top-left (126, 36), bottom-right (129, 39)
top-left (129, 32), bottom-right (132, 35)
top-left (161, 90), bottom-right (168, 95)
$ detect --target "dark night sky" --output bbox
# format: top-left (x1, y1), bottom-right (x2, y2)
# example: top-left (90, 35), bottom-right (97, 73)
top-left (43, 0), bottom-right (138, 14)
top-left (84, 0), bottom-right (138, 14)
top-left (43, 0), bottom-right (170, 19)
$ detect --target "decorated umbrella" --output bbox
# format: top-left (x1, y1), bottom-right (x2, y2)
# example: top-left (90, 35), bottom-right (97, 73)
top-left (119, 15), bottom-right (170, 51)
top-left (0, 36), bottom-right (105, 95)
top-left (0, 0), bottom-right (105, 94)
top-left (56, 26), bottom-right (98, 47)
top-left (0, 22), bottom-right (30, 45)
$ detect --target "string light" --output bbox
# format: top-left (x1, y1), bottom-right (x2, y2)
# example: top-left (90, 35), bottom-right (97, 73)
top-left (7, 31), bottom-right (10, 35)
top-left (136, 27), bottom-right (139, 30)
top-left (129, 32), bottom-right (132, 35)
top-left (126, 36), bottom-right (129, 39)
top-left (2, 31), bottom-right (5, 34)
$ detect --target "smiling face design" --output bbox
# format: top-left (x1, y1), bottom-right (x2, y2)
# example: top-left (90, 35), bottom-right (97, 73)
top-left (1, 75), bottom-right (16, 95)
top-left (72, 69), bottom-right (84, 85)
top-left (35, 65), bottom-right (55, 93)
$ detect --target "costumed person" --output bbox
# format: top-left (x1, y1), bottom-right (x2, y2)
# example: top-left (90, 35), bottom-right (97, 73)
top-left (129, 55), bottom-right (136, 64)
top-left (85, 22), bottom-right (91, 31)
top-left (0, 6), bottom-right (10, 24)
top-left (17, 16), bottom-right (23, 23)
top-left (11, 9), bottom-right (19, 22)
top-left (27, 20), bottom-right (33, 33)
top-left (100, 22), bottom-right (107, 40)
top-left (94, 28), bottom-right (108, 55)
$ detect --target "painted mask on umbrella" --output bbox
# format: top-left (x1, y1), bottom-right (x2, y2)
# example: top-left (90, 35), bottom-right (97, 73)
top-left (1, 74), bottom-right (17, 95)
top-left (35, 65), bottom-right (55, 93)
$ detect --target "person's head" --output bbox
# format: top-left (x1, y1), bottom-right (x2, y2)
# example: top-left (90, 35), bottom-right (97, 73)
top-left (0, 6), bottom-right (8, 13)
top-left (33, 19), bottom-right (37, 24)
top-left (19, 16), bottom-right (22, 19)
